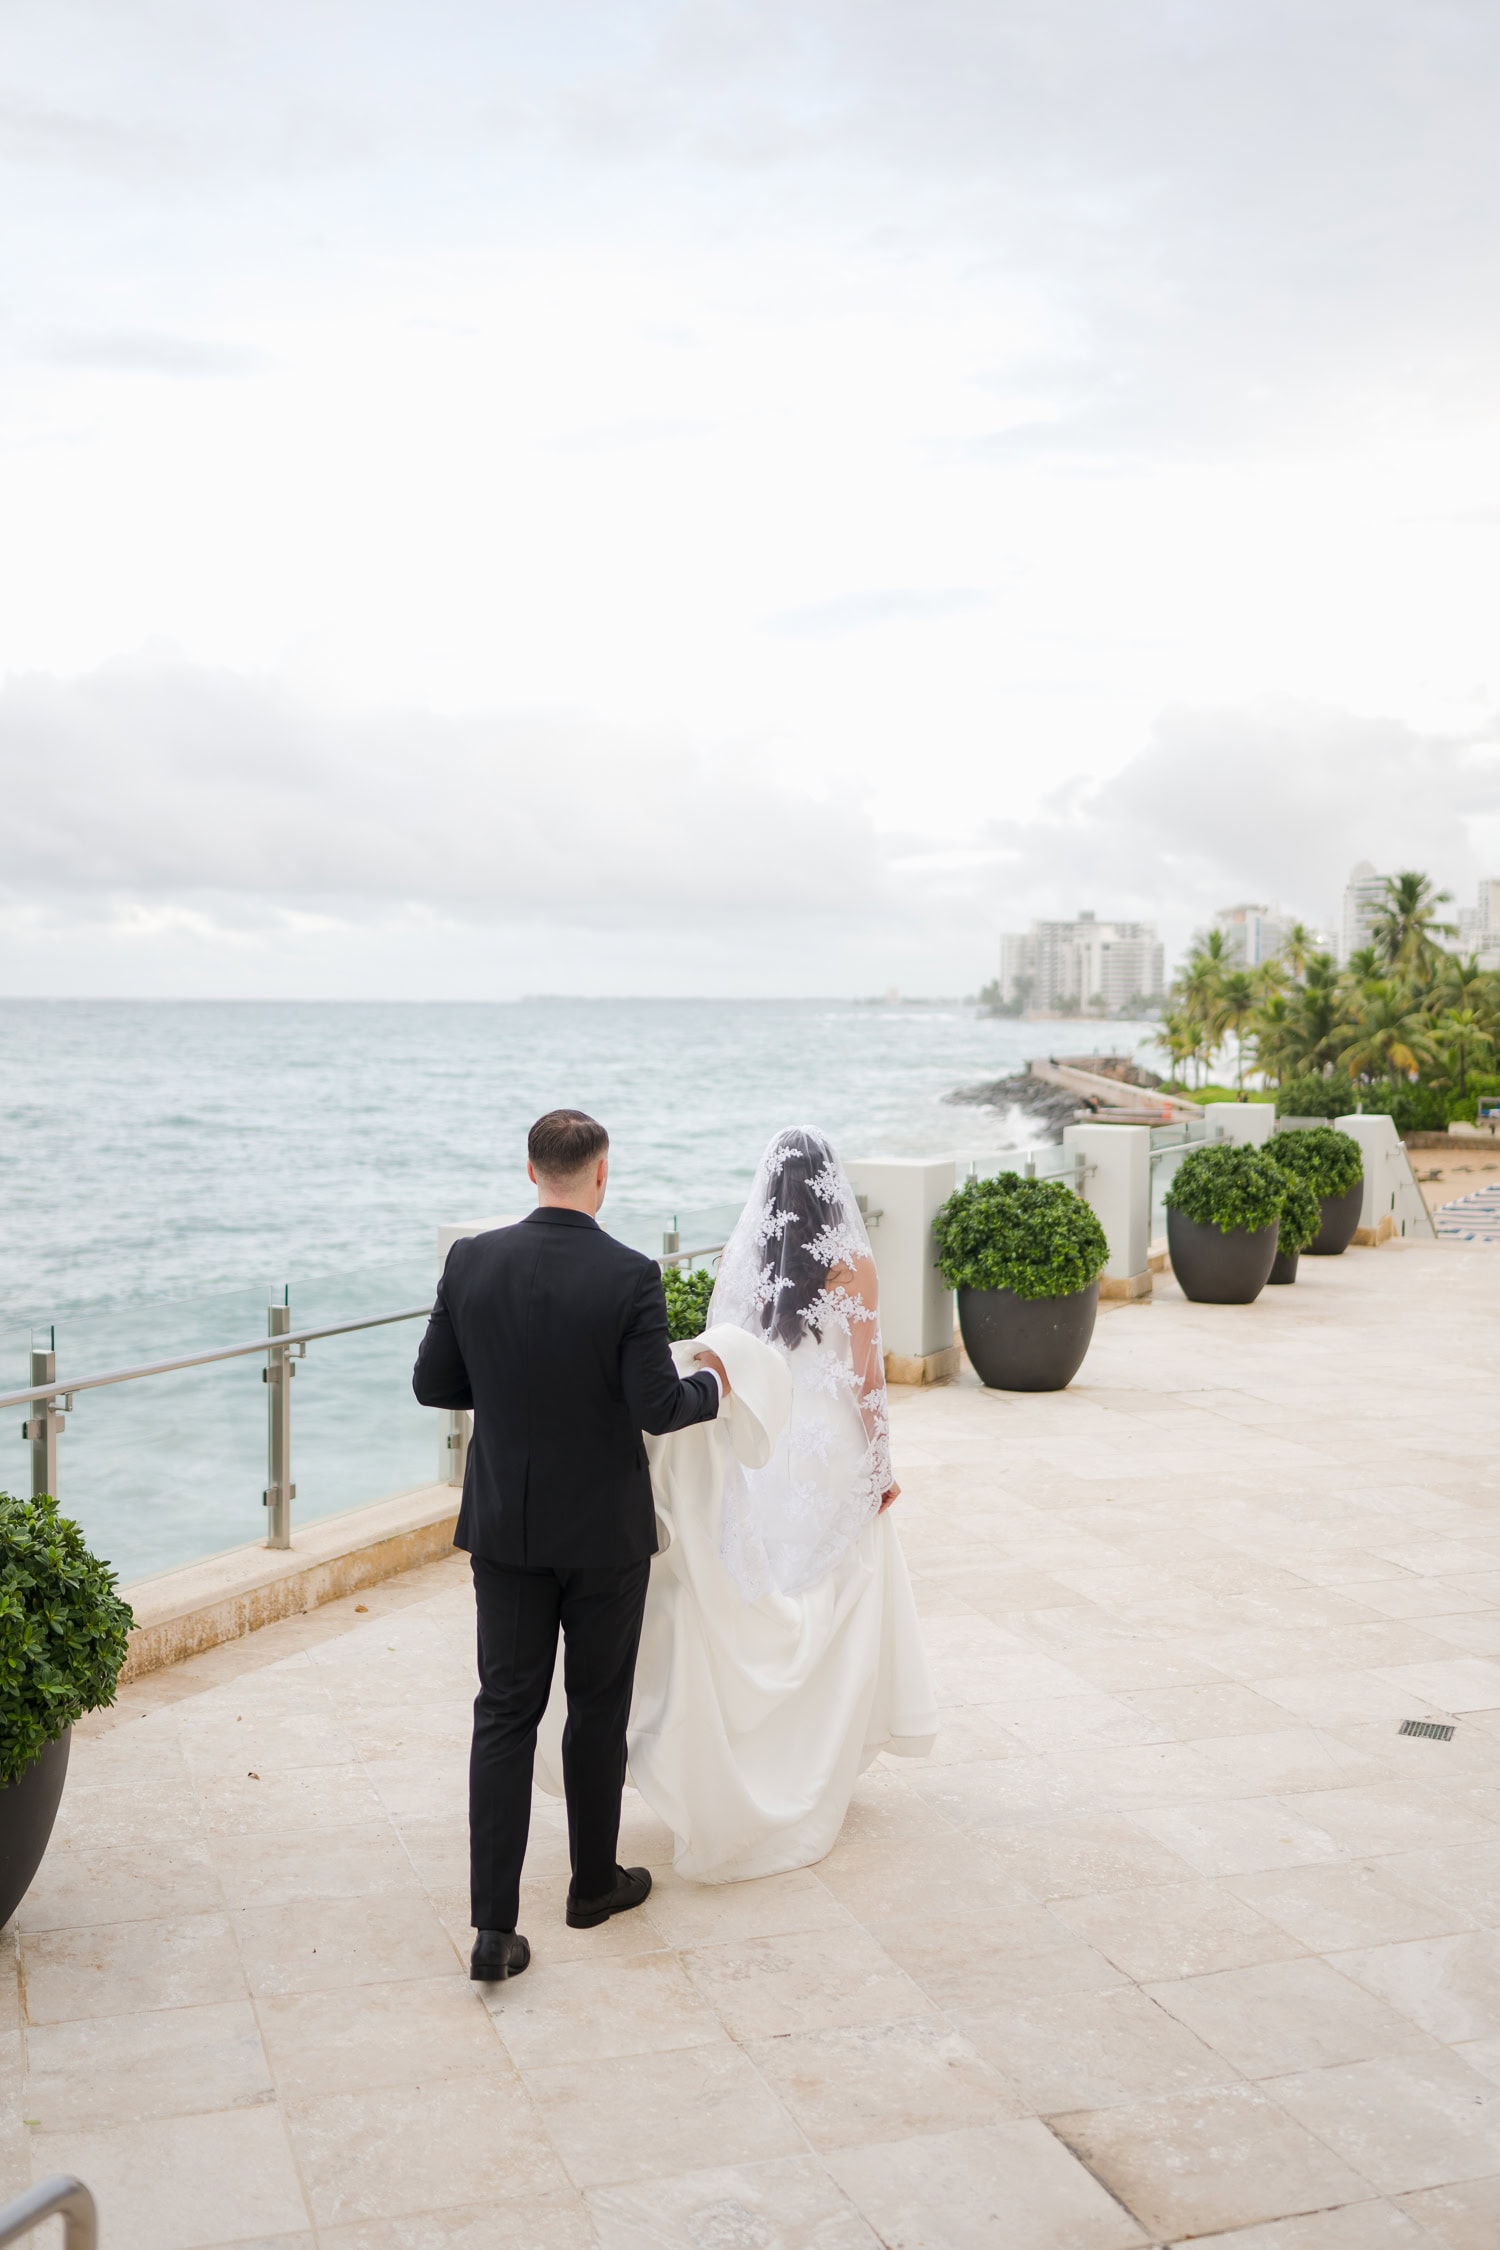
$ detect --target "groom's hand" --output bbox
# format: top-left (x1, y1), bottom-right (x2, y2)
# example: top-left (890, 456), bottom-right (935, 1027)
top-left (693, 1348), bottom-right (731, 1398)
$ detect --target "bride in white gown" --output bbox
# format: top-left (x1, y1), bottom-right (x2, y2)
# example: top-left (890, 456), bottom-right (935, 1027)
top-left (536, 1127), bottom-right (937, 1881)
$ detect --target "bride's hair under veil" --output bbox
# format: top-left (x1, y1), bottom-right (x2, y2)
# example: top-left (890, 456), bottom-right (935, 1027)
top-left (709, 1128), bottom-right (893, 1597)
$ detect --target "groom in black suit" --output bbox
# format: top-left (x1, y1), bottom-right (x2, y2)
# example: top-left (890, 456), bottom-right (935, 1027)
top-left (413, 1109), bottom-right (727, 1980)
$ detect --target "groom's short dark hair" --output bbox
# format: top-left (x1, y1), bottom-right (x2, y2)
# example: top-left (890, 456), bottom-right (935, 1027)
top-left (528, 1109), bottom-right (609, 1180)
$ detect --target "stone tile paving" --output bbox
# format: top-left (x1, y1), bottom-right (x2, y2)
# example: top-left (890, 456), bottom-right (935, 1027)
top-left (6, 1240), bottom-right (1500, 2246)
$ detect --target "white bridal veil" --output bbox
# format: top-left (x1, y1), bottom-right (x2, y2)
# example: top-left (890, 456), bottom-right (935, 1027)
top-left (709, 1127), bottom-right (893, 1599)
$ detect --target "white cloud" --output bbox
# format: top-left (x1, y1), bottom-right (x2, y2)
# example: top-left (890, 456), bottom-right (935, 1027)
top-left (3, 3), bottom-right (1500, 992)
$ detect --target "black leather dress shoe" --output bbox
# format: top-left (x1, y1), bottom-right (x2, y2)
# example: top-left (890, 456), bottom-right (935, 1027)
top-left (566, 1865), bottom-right (652, 1929)
top-left (469, 1929), bottom-right (530, 1981)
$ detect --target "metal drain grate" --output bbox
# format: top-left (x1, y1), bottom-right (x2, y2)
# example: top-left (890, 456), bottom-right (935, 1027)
top-left (1399, 1718), bottom-right (1455, 1741)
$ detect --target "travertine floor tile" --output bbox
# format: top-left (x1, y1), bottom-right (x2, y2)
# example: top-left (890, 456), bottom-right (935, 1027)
top-left (257, 1976), bottom-right (510, 2099)
top-left (1048, 1880), bottom-right (1305, 1981)
top-left (234, 1891), bottom-right (460, 1996)
top-left (1120, 1682), bottom-right (1293, 1739)
top-left (29, 2106), bottom-right (310, 2250)
top-left (493, 1950), bottom-right (728, 2067)
top-left (815, 1832), bottom-right (1031, 1922)
top-left (1144, 1956), bottom-right (1437, 2077)
top-left (16, 1837), bottom-right (224, 1932)
top-left (745, 2015), bottom-right (1020, 2149)
top-left (590, 2155), bottom-right (879, 2249)
top-left (23, 2000), bottom-right (271, 2128)
top-left (635, 1866), bottom-right (847, 1948)
top-left (1230, 1860), bottom-right (1475, 1951)
top-left (285, 2075), bottom-right (570, 2225)
top-left (1267, 2051), bottom-right (1500, 2194)
top-left (980, 1812), bottom-right (1199, 1897)
top-left (1179, 2200), bottom-right (1432, 2245)
top-left (961, 1983), bottom-right (1241, 2112)
top-left (1395, 2174), bottom-right (1500, 2246)
top-left (1333, 1932), bottom-right (1500, 2043)
top-left (208, 1822), bottom-right (427, 1910)
top-left (198, 1760), bottom-right (388, 1836)
top-left (1372, 1659), bottom-right (1500, 1713)
top-left (679, 1923), bottom-right (932, 2040)
top-left (826, 2118), bottom-right (1147, 2249)
top-left (524, 2044), bottom-right (802, 2189)
top-left (1051, 2083), bottom-right (1373, 2238)
top-left (1130, 1797), bottom-right (1343, 1876)
top-left (892, 1927), bottom-right (1127, 2014)
top-left (320, 2197), bottom-right (596, 2248)
top-left (22, 1912), bottom-right (246, 2024)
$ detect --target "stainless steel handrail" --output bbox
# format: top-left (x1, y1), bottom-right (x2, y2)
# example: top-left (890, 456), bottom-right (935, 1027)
top-left (0, 1306), bottom-right (433, 1413)
top-left (0, 2176), bottom-right (97, 2250)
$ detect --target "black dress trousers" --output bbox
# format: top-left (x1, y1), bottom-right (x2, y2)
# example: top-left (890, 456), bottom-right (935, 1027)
top-left (469, 1553), bottom-right (651, 1933)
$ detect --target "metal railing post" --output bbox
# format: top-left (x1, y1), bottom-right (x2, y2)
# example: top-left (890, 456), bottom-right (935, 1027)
top-left (0, 2174), bottom-right (97, 2250)
top-left (262, 1303), bottom-right (295, 1550)
top-left (22, 1347), bottom-right (67, 1501)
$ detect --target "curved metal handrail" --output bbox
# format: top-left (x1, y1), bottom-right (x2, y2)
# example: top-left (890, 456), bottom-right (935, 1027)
top-left (0, 1306), bottom-right (433, 1413)
top-left (0, 2176), bottom-right (97, 2250)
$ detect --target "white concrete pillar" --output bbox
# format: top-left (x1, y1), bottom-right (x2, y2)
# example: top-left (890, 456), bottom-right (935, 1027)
top-left (1333, 1114), bottom-right (1435, 1243)
top-left (844, 1157), bottom-right (959, 1386)
top-left (434, 1217), bottom-right (518, 1481)
top-left (1207, 1102), bottom-right (1277, 1146)
top-left (1063, 1124), bottom-right (1151, 1300)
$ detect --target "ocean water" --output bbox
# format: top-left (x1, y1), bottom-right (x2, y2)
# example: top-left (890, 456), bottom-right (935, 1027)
top-left (0, 999), bottom-right (1160, 1582)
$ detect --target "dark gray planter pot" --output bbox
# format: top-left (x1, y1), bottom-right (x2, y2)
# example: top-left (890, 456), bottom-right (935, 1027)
top-left (1306, 1178), bottom-right (1364, 1255)
top-left (1269, 1247), bottom-right (1300, 1284)
top-left (0, 1729), bottom-right (70, 1930)
top-left (957, 1282), bottom-right (1099, 1391)
top-left (1167, 1208), bottom-right (1279, 1304)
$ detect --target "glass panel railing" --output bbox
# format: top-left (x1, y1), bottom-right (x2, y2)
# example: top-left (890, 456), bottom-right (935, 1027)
top-left (5, 1264), bottom-right (437, 1588)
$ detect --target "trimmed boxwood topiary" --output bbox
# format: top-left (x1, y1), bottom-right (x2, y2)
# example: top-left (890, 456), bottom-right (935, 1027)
top-left (662, 1264), bottom-right (716, 1341)
top-left (1274, 1171), bottom-right (1322, 1257)
top-left (0, 1491), bottom-right (133, 1789)
top-left (933, 1175), bottom-right (1109, 1299)
top-left (1164, 1143), bottom-right (1287, 1235)
top-left (1267, 1126), bottom-right (1364, 1200)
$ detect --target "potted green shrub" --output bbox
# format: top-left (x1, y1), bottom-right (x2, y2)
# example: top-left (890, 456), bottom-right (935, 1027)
top-left (1267, 1126), bottom-right (1365, 1255)
top-left (662, 1263), bottom-right (715, 1340)
top-left (1163, 1143), bottom-right (1285, 1303)
top-left (1, 1492), bottom-right (134, 1930)
top-left (933, 1174), bottom-right (1109, 1391)
top-left (1268, 1172), bottom-right (1321, 1284)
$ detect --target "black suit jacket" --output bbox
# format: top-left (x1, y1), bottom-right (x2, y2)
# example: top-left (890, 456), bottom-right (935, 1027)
top-left (412, 1207), bottom-right (720, 1569)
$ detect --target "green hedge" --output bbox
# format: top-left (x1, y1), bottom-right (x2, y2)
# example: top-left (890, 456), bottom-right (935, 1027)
top-left (662, 1264), bottom-right (716, 1341)
top-left (1, 1492), bottom-right (134, 1788)
top-left (1275, 1172), bottom-right (1323, 1255)
top-left (1164, 1143), bottom-right (1286, 1235)
top-left (1267, 1125), bottom-right (1364, 1199)
top-left (933, 1174), bottom-right (1109, 1300)
top-left (1275, 1072), bottom-right (1357, 1119)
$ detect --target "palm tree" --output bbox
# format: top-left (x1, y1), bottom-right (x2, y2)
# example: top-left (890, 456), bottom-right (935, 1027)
top-left (1290, 953), bottom-right (1351, 1075)
top-left (1432, 1007), bottom-right (1495, 1096)
top-left (1369, 871), bottom-right (1456, 974)
top-left (1250, 992), bottom-right (1300, 1086)
top-left (1278, 922), bottom-right (1319, 981)
top-left (1338, 980), bottom-right (1432, 1084)
top-left (1211, 969), bottom-right (1259, 1091)
top-left (1160, 1010), bottom-right (1199, 1091)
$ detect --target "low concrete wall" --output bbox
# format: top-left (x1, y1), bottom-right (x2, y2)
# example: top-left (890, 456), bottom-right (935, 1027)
top-left (120, 1483), bottom-right (459, 1682)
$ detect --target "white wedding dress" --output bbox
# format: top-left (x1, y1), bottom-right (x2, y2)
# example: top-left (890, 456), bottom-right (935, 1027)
top-left (535, 1129), bottom-right (937, 1882)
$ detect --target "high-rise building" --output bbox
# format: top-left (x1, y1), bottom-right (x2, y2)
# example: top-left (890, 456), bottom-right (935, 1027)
top-left (1214, 902), bottom-right (1290, 968)
top-left (1340, 861), bottom-right (1388, 964)
top-left (1455, 879), bottom-right (1500, 968)
top-left (998, 911), bottom-right (1164, 1013)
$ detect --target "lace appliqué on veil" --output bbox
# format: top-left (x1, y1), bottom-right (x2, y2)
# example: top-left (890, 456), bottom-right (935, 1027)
top-left (710, 1127), bottom-right (893, 1601)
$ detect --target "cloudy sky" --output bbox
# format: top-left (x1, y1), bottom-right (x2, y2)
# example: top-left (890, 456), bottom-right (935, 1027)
top-left (4, 0), bottom-right (1500, 996)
